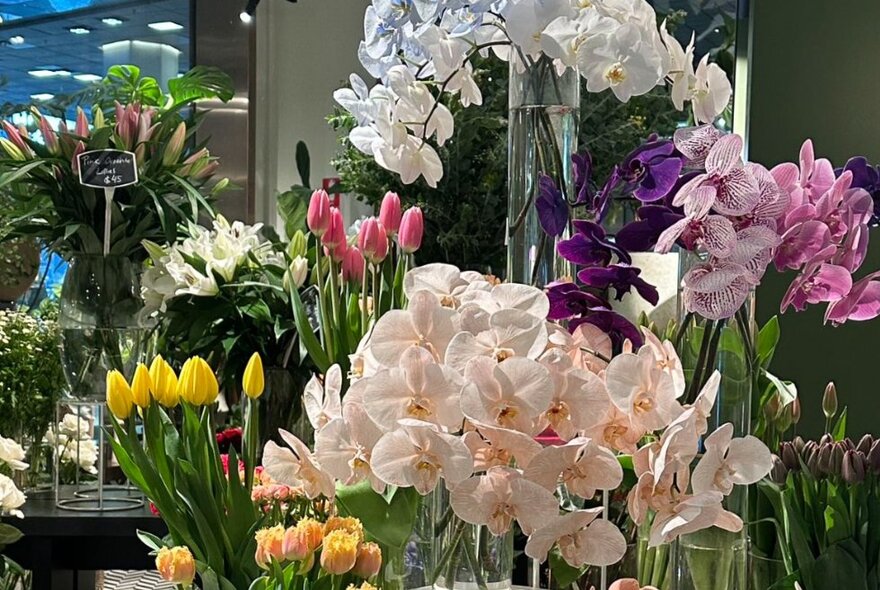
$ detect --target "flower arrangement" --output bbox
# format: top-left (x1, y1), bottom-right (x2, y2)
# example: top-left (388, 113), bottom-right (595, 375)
top-left (334, 0), bottom-right (731, 187)
top-left (0, 65), bottom-right (232, 261)
top-left (0, 433), bottom-right (27, 589)
top-left (45, 412), bottom-right (99, 482)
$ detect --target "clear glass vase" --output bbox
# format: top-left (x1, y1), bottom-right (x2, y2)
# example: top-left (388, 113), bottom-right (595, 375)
top-left (419, 489), bottom-right (513, 590)
top-left (259, 367), bottom-right (311, 449)
top-left (507, 53), bottom-right (579, 287)
top-left (59, 255), bottom-right (147, 400)
top-left (748, 551), bottom-right (788, 590)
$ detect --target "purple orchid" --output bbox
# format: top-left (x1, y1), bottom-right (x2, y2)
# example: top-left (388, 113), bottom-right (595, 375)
top-left (837, 156), bottom-right (880, 225)
top-left (546, 281), bottom-right (607, 321)
top-left (573, 152), bottom-right (595, 206)
top-left (618, 138), bottom-right (685, 203)
top-left (577, 264), bottom-right (660, 305)
top-left (536, 174), bottom-right (569, 237)
top-left (557, 220), bottom-right (631, 266)
top-left (615, 204), bottom-right (685, 252)
top-left (570, 310), bottom-right (644, 349)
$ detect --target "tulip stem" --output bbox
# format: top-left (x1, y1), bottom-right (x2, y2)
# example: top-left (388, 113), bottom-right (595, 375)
top-left (244, 396), bottom-right (259, 489)
top-left (314, 245), bottom-right (334, 356)
top-left (361, 259), bottom-right (369, 335)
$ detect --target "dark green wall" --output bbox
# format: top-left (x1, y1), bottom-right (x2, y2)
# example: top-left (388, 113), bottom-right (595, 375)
top-left (748, 0), bottom-right (880, 437)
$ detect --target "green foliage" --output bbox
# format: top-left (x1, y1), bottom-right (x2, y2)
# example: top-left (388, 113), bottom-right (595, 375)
top-left (335, 482), bottom-right (421, 550)
top-left (277, 141), bottom-right (314, 238)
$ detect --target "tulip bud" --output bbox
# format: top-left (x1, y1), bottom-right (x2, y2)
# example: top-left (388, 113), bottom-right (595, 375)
top-left (297, 518), bottom-right (324, 552)
top-left (358, 218), bottom-right (389, 264)
top-left (106, 370), bottom-right (134, 420)
top-left (320, 530), bottom-right (359, 575)
top-left (777, 402), bottom-right (794, 433)
top-left (791, 397), bottom-right (801, 425)
top-left (288, 230), bottom-right (308, 259)
top-left (820, 433), bottom-right (834, 446)
top-left (770, 455), bottom-right (788, 485)
top-left (868, 441), bottom-right (880, 473)
top-left (793, 436), bottom-right (806, 454)
top-left (322, 207), bottom-right (346, 249)
top-left (155, 546), bottom-right (196, 586)
top-left (817, 443), bottom-right (833, 476)
top-left (284, 256), bottom-right (310, 291)
top-left (398, 207), bottom-right (424, 254)
top-left (856, 434), bottom-right (874, 455)
top-left (822, 382), bottom-right (838, 422)
top-left (831, 442), bottom-right (846, 476)
top-left (255, 525), bottom-right (285, 569)
top-left (163, 122), bottom-right (187, 166)
top-left (131, 363), bottom-right (153, 409)
top-left (379, 191), bottom-right (402, 236)
top-left (806, 448), bottom-right (822, 478)
top-left (764, 393), bottom-right (782, 421)
top-left (149, 355), bottom-right (180, 407)
top-left (352, 542), bottom-right (382, 579)
top-left (342, 246), bottom-right (366, 285)
top-left (242, 352), bottom-right (265, 399)
top-left (307, 190), bottom-right (332, 237)
top-left (842, 450), bottom-right (866, 484)
top-left (177, 356), bottom-right (219, 406)
top-left (326, 240), bottom-right (348, 264)
top-left (282, 526), bottom-right (311, 561)
top-left (843, 438), bottom-right (855, 451)
top-left (780, 442), bottom-right (800, 471)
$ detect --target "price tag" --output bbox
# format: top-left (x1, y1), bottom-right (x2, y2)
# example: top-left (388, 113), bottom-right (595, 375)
top-left (77, 149), bottom-right (138, 189)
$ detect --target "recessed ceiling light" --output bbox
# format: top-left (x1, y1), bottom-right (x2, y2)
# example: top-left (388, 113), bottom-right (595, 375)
top-left (102, 17), bottom-right (124, 26)
top-left (31, 94), bottom-right (55, 101)
top-left (69, 26), bottom-right (91, 35)
top-left (28, 69), bottom-right (70, 78)
top-left (9, 36), bottom-right (25, 45)
top-left (148, 21), bottom-right (184, 32)
top-left (74, 73), bottom-right (102, 82)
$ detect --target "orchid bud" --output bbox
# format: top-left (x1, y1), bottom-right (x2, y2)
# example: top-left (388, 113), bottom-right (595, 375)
top-left (75, 107), bottom-right (90, 139)
top-left (322, 207), bottom-right (346, 249)
top-left (857, 435), bottom-right (875, 455)
top-left (307, 190), bottom-right (332, 237)
top-left (379, 191), bottom-right (402, 236)
top-left (288, 230), bottom-right (308, 259)
top-left (822, 382), bottom-right (838, 422)
top-left (770, 455), bottom-right (788, 485)
top-left (780, 442), bottom-right (799, 471)
top-left (868, 441), bottom-right (880, 473)
top-left (398, 207), bottom-right (424, 254)
top-left (163, 121), bottom-right (187, 166)
top-left (831, 442), bottom-right (846, 476)
top-left (342, 246), bottom-right (365, 285)
top-left (842, 450), bottom-right (866, 484)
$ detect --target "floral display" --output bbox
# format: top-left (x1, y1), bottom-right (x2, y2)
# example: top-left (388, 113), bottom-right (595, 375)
top-left (0, 432), bottom-right (26, 588)
top-left (334, 0), bottom-right (731, 187)
top-left (45, 412), bottom-right (99, 481)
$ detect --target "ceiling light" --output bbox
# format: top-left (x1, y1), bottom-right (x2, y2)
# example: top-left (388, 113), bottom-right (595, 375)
top-left (28, 69), bottom-right (70, 78)
top-left (9, 36), bottom-right (24, 45)
top-left (239, 11), bottom-right (253, 23)
top-left (31, 94), bottom-right (55, 101)
top-left (69, 26), bottom-right (91, 35)
top-left (74, 73), bottom-right (102, 82)
top-left (148, 21), bottom-right (184, 32)
top-left (102, 17), bottom-right (124, 26)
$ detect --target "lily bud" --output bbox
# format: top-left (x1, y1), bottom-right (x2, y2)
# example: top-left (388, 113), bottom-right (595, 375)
top-left (342, 246), bottom-right (366, 285)
top-left (822, 382), bottom-right (838, 422)
top-left (163, 121), bottom-right (187, 166)
top-left (38, 116), bottom-right (59, 155)
top-left (93, 107), bottom-right (105, 129)
top-left (379, 191), bottom-right (402, 236)
top-left (155, 546), bottom-right (196, 586)
top-left (398, 207), bottom-right (424, 254)
top-left (149, 355), bottom-right (179, 407)
top-left (770, 455), bottom-right (788, 485)
top-left (0, 138), bottom-right (25, 161)
top-left (75, 107), bottom-right (90, 139)
top-left (211, 177), bottom-right (230, 195)
top-left (130, 363), bottom-right (153, 409)
top-left (288, 230), bottom-right (308, 259)
top-left (177, 356), bottom-right (219, 406)
top-left (106, 369), bottom-right (134, 420)
top-left (242, 352), bottom-right (265, 400)
top-left (307, 190), bottom-right (332, 237)
top-left (284, 256), bottom-right (309, 291)
top-left (322, 207), bottom-right (346, 249)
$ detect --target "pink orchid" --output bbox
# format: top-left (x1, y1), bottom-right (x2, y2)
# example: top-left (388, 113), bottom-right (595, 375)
top-left (538, 349), bottom-right (611, 440)
top-left (402, 263), bottom-right (490, 308)
top-left (726, 225), bottom-right (781, 282)
top-left (462, 424), bottom-right (543, 471)
top-left (638, 329), bottom-right (686, 398)
top-left (673, 125), bottom-right (723, 169)
top-left (681, 260), bottom-right (756, 320)
top-left (566, 323), bottom-right (613, 374)
top-left (673, 134), bottom-right (760, 216)
top-left (691, 424), bottom-right (774, 496)
top-left (370, 420), bottom-right (473, 494)
top-left (458, 283), bottom-right (550, 319)
top-left (525, 509), bottom-right (627, 567)
top-left (781, 255), bottom-right (853, 313)
top-left (774, 216), bottom-right (832, 271)
top-left (314, 404), bottom-right (386, 493)
top-left (790, 139), bottom-right (835, 207)
top-left (362, 345), bottom-right (464, 431)
top-left (304, 364), bottom-right (343, 431)
top-left (460, 357), bottom-right (554, 436)
top-left (369, 290), bottom-right (459, 366)
top-left (445, 309), bottom-right (549, 373)
top-left (581, 405), bottom-right (646, 454)
top-left (524, 437), bottom-right (623, 500)
top-left (262, 430), bottom-right (336, 500)
top-left (649, 491), bottom-right (743, 547)
top-left (825, 271), bottom-right (880, 325)
top-left (657, 185), bottom-right (737, 257)
top-left (609, 579), bottom-right (659, 590)
top-left (450, 466), bottom-right (558, 535)
top-left (745, 163), bottom-right (790, 223)
top-left (605, 351), bottom-right (683, 431)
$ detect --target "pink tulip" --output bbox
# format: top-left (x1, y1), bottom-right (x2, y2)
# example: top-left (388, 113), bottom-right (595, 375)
top-left (342, 246), bottom-right (365, 284)
top-left (308, 190), bottom-right (332, 237)
top-left (398, 207), bottom-right (424, 254)
top-left (322, 207), bottom-right (346, 249)
top-left (379, 191), bottom-right (402, 236)
top-left (358, 218), bottom-right (389, 264)
top-left (326, 240), bottom-right (348, 263)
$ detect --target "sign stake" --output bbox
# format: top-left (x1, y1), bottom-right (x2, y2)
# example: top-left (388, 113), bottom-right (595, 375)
top-left (103, 187), bottom-right (115, 256)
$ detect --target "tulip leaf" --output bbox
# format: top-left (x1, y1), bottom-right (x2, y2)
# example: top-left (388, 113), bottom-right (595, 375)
top-left (824, 504), bottom-right (851, 546)
top-left (291, 286), bottom-right (330, 372)
top-left (757, 316), bottom-right (781, 369)
top-left (136, 530), bottom-right (166, 553)
top-left (808, 540), bottom-right (869, 590)
top-left (832, 408), bottom-right (848, 441)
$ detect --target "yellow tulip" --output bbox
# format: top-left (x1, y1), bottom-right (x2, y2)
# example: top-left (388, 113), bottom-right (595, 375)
top-left (320, 530), bottom-right (360, 575)
top-left (149, 355), bottom-right (179, 407)
top-left (106, 369), bottom-right (134, 420)
top-left (130, 363), bottom-right (152, 409)
top-left (155, 546), bottom-right (196, 585)
top-left (177, 356), bottom-right (219, 406)
top-left (242, 352), bottom-right (265, 399)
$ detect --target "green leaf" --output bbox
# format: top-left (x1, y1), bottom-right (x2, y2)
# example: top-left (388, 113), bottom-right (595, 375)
top-left (295, 141), bottom-right (311, 188)
top-left (277, 187), bottom-right (311, 238)
top-left (291, 286), bottom-right (330, 372)
top-left (167, 66), bottom-right (235, 106)
top-left (757, 316), bottom-right (781, 369)
top-left (809, 539), bottom-right (870, 590)
top-left (549, 549), bottom-right (585, 587)
top-left (763, 370), bottom-right (798, 407)
top-left (832, 408), bottom-right (848, 441)
top-left (335, 482), bottom-right (420, 550)
top-left (0, 523), bottom-right (23, 547)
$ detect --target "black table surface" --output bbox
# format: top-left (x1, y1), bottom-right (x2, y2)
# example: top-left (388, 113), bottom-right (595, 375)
top-left (2, 488), bottom-right (168, 578)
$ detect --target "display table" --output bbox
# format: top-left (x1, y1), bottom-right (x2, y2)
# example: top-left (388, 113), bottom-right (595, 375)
top-left (1, 488), bottom-right (167, 590)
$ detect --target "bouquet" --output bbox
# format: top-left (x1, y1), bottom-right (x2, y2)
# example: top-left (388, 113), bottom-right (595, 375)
top-left (0, 433), bottom-right (27, 589)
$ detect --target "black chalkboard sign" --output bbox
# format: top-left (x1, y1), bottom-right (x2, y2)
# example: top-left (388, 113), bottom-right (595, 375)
top-left (77, 150), bottom-right (138, 189)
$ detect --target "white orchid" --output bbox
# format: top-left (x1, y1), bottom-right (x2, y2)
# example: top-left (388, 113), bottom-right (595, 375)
top-left (579, 22), bottom-right (665, 102)
top-left (445, 309), bottom-right (549, 373)
top-left (303, 364), bottom-right (343, 431)
top-left (692, 424), bottom-right (774, 495)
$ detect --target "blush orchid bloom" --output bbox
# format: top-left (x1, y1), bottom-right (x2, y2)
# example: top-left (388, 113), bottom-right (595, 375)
top-left (460, 357), bottom-right (554, 436)
top-left (315, 403), bottom-right (386, 493)
top-left (691, 424), bottom-right (774, 495)
top-left (649, 491), bottom-right (743, 547)
top-left (362, 346), bottom-right (464, 431)
top-left (458, 283), bottom-right (551, 320)
top-left (605, 350), bottom-right (683, 431)
top-left (445, 309), bottom-right (549, 373)
top-left (582, 405), bottom-right (646, 454)
top-left (538, 349), bottom-right (611, 440)
top-left (609, 580), bottom-right (659, 590)
top-left (638, 328), bottom-right (686, 398)
top-left (403, 263), bottom-right (491, 308)
top-left (370, 290), bottom-right (459, 366)
top-left (524, 437), bottom-right (624, 500)
top-left (525, 508), bottom-right (628, 568)
top-left (462, 424), bottom-right (543, 471)
top-left (263, 430), bottom-right (336, 500)
top-left (370, 420), bottom-right (473, 495)
top-left (450, 466), bottom-right (558, 535)
top-left (304, 364), bottom-right (343, 431)
top-left (566, 323), bottom-right (613, 374)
